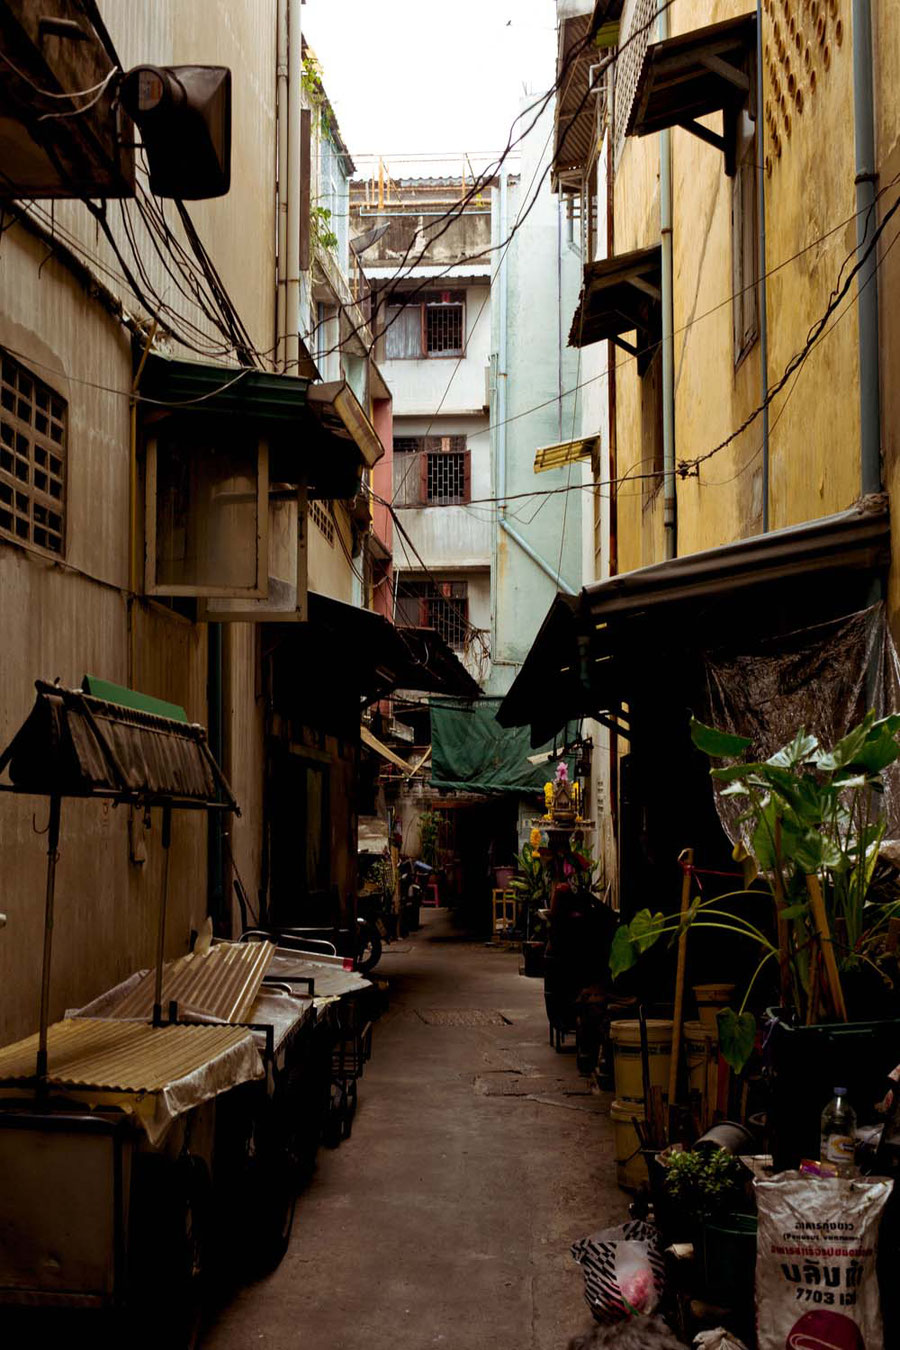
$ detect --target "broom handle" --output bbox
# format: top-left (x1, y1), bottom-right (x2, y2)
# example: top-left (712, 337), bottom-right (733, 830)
top-left (668, 848), bottom-right (694, 1111)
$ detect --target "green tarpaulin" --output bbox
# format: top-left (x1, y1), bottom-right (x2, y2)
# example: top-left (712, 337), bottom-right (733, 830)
top-left (429, 698), bottom-right (578, 796)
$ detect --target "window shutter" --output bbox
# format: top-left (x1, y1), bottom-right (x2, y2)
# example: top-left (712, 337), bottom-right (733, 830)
top-left (463, 448), bottom-right (471, 503)
top-left (420, 445), bottom-right (429, 506)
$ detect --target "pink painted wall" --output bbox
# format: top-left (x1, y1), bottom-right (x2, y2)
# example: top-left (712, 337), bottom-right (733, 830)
top-left (371, 394), bottom-right (394, 620)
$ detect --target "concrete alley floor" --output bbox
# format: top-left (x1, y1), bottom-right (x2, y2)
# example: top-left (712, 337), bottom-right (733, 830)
top-left (204, 908), bottom-right (625, 1350)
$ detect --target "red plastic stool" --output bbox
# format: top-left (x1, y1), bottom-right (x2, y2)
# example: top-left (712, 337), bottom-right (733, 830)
top-left (423, 878), bottom-right (441, 907)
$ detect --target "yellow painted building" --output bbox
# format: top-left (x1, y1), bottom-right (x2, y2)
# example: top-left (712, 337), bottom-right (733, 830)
top-left (500, 0), bottom-right (900, 912)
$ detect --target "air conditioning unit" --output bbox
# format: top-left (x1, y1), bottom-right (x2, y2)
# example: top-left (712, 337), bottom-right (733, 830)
top-left (119, 65), bottom-right (231, 200)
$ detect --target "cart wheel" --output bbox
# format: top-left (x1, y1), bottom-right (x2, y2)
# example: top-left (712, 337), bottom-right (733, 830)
top-left (356, 923), bottom-right (382, 974)
top-left (128, 1154), bottom-right (210, 1350)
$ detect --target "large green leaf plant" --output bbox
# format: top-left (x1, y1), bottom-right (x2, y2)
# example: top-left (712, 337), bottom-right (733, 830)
top-left (610, 713), bottom-right (900, 1071)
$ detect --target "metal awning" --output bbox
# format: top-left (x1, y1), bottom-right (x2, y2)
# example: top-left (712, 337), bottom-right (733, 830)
top-left (569, 245), bottom-right (661, 364)
top-left (271, 594), bottom-right (481, 705)
top-left (140, 355), bottom-right (382, 497)
top-left (498, 500), bottom-right (891, 744)
top-left (627, 13), bottom-right (757, 177)
top-left (0, 681), bottom-right (238, 810)
top-left (534, 435), bottom-right (597, 475)
top-left (553, 4), bottom-right (600, 191)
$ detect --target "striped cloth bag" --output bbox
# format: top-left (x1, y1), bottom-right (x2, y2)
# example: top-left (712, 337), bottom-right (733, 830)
top-left (571, 1221), bottom-right (665, 1323)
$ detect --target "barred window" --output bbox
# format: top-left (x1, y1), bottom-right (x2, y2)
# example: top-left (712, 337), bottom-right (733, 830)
top-left (0, 350), bottom-right (66, 555)
top-left (384, 291), bottom-right (465, 360)
top-left (396, 578), bottom-right (469, 650)
top-left (310, 498), bottom-right (335, 545)
top-left (392, 435), bottom-right (469, 507)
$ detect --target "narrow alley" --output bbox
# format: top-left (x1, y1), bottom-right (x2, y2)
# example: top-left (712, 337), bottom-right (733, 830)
top-left (204, 910), bottom-right (620, 1350)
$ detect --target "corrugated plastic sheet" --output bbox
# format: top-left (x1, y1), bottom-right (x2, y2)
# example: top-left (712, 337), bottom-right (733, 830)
top-left (110, 941), bottom-right (275, 1023)
top-left (0, 1018), bottom-right (253, 1092)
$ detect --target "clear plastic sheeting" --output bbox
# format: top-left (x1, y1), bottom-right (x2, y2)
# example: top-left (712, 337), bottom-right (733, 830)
top-left (703, 603), bottom-right (900, 846)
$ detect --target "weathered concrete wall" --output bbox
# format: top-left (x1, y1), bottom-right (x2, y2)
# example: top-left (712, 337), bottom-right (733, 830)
top-left (613, 0), bottom-right (862, 579)
top-left (352, 206), bottom-right (492, 271)
top-left (380, 285), bottom-right (491, 415)
top-left (392, 415), bottom-right (492, 568)
top-left (488, 96), bottom-right (583, 693)
top-left (0, 1), bottom-right (279, 1040)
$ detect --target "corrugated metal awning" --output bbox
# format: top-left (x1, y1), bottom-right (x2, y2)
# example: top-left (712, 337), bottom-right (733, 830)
top-left (0, 682), bottom-right (238, 810)
top-left (0, 1019), bottom-right (254, 1093)
top-left (497, 500), bottom-right (891, 744)
top-left (103, 941), bottom-right (275, 1023)
top-left (553, 8), bottom-right (600, 191)
top-left (533, 435), bottom-right (597, 474)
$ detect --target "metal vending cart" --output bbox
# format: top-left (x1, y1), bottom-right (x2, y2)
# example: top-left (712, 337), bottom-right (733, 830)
top-left (0, 680), bottom-right (261, 1344)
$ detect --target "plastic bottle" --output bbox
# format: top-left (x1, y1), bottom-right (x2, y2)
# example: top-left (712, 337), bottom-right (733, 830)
top-left (820, 1086), bottom-right (857, 1177)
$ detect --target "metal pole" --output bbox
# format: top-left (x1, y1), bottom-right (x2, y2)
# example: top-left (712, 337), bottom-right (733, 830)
top-left (152, 801), bottom-right (173, 1027)
top-left (756, 0), bottom-right (770, 531)
top-left (658, 4), bottom-right (676, 560)
top-left (284, 0), bottom-right (302, 377)
top-left (36, 793), bottom-right (62, 1085)
top-left (852, 0), bottom-right (882, 496)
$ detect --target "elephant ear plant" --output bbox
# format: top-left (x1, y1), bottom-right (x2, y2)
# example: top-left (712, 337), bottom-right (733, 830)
top-left (610, 712), bottom-right (900, 1072)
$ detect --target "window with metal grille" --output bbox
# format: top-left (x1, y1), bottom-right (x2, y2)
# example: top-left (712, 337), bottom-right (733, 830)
top-left (392, 435), bottom-right (469, 507)
top-left (311, 498), bottom-right (335, 545)
top-left (614, 0), bottom-right (655, 167)
top-left (0, 349), bottom-right (66, 555)
top-left (396, 578), bottom-right (469, 650)
top-left (383, 291), bottom-right (465, 359)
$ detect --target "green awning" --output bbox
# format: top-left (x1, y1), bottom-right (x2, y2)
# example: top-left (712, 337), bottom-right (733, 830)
top-left (430, 697), bottom-right (576, 796)
top-left (139, 355), bottom-right (384, 499)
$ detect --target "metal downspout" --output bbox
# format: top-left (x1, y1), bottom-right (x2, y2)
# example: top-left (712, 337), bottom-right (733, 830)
top-left (852, 0), bottom-right (882, 497)
top-left (496, 172), bottom-right (577, 595)
top-left (284, 0), bottom-right (302, 376)
top-left (275, 0), bottom-right (289, 369)
top-left (756, 0), bottom-right (770, 531)
top-left (208, 623), bottom-right (225, 931)
top-left (658, 4), bottom-right (676, 560)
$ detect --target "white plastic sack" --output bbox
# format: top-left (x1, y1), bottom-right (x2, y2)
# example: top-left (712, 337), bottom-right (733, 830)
top-left (755, 1173), bottom-right (892, 1350)
top-left (571, 1220), bottom-right (665, 1323)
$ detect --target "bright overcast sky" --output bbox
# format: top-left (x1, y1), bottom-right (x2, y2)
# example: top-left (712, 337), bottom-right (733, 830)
top-left (303, 0), bottom-right (558, 177)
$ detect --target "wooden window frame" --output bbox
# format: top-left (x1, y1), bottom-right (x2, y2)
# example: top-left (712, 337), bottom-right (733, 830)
top-left (0, 349), bottom-right (67, 558)
top-left (384, 291), bottom-right (466, 361)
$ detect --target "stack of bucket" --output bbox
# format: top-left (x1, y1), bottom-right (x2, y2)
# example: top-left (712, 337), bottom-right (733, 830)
top-left (609, 1019), bottom-right (672, 1190)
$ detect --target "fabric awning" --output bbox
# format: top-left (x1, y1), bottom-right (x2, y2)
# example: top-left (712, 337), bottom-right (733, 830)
top-left (569, 246), bottom-right (661, 358)
top-left (627, 12), bottom-right (757, 177)
top-left (431, 697), bottom-right (576, 796)
top-left (498, 499), bottom-right (891, 744)
top-left (533, 435), bottom-right (597, 474)
top-left (0, 681), bottom-right (239, 809)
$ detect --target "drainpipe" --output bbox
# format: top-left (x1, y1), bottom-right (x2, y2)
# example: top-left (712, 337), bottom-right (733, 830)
top-left (275, 0), bottom-right (289, 369)
top-left (852, 0), bottom-right (882, 498)
top-left (658, 3), bottom-right (676, 560)
top-left (284, 0), bottom-right (303, 376)
top-left (756, 0), bottom-right (770, 531)
top-left (496, 170), bottom-right (577, 595)
top-left (208, 623), bottom-right (225, 931)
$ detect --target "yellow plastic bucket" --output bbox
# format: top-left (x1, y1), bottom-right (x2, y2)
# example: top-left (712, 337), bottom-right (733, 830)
top-left (693, 983), bottom-right (735, 1034)
top-left (684, 1019), bottom-right (717, 1097)
top-left (610, 1019), bottom-right (673, 1103)
top-left (610, 1099), bottom-right (647, 1191)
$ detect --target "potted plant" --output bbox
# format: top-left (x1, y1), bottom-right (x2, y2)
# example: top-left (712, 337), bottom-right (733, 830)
top-left (610, 712), bottom-right (900, 1164)
top-left (663, 1148), bottom-right (756, 1307)
top-left (510, 829), bottom-right (551, 975)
